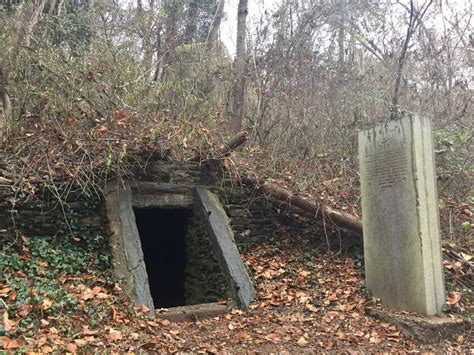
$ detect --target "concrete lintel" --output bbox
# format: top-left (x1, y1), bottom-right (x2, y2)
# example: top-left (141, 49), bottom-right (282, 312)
top-left (130, 182), bottom-right (194, 209)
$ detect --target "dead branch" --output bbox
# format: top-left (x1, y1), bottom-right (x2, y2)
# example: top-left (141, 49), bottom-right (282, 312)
top-left (192, 131), bottom-right (248, 162)
top-left (245, 176), bottom-right (363, 234)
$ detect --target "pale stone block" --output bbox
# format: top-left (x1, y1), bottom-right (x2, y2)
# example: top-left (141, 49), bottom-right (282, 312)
top-left (358, 115), bottom-right (445, 316)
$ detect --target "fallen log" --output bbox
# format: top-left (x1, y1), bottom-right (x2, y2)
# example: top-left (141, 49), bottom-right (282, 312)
top-left (192, 131), bottom-right (248, 162)
top-left (245, 176), bottom-right (363, 234)
top-left (218, 131), bottom-right (248, 158)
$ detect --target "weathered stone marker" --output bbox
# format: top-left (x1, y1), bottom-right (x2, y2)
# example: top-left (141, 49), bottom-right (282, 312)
top-left (195, 187), bottom-right (256, 308)
top-left (358, 115), bottom-right (445, 316)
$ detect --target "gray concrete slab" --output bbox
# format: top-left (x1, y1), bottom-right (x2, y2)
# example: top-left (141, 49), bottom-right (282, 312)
top-left (195, 187), bottom-right (256, 308)
top-left (105, 181), bottom-right (155, 312)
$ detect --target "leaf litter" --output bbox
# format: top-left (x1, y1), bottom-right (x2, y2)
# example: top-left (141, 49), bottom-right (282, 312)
top-left (0, 216), bottom-right (470, 352)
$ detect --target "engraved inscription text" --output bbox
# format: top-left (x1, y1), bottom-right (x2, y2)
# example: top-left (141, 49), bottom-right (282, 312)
top-left (365, 147), bottom-right (408, 188)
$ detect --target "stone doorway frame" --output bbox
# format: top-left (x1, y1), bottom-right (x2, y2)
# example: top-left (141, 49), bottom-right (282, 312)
top-left (105, 180), bottom-right (255, 318)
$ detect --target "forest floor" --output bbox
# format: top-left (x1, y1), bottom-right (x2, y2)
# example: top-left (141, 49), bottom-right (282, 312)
top-left (1, 212), bottom-right (471, 352)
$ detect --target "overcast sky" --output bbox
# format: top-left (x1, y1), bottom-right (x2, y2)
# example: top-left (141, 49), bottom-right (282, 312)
top-left (221, 0), bottom-right (279, 56)
top-left (220, 0), bottom-right (472, 57)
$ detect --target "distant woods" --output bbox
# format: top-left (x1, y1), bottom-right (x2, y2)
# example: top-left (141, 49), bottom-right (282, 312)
top-left (0, 0), bottom-right (472, 208)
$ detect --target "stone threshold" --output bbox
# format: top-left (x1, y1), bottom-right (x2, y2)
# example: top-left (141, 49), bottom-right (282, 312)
top-left (156, 301), bottom-right (233, 322)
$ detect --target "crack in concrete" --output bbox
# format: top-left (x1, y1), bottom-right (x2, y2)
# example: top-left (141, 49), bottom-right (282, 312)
top-left (128, 259), bottom-right (144, 272)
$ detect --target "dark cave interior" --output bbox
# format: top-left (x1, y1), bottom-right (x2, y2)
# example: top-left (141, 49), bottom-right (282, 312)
top-left (133, 207), bottom-right (192, 308)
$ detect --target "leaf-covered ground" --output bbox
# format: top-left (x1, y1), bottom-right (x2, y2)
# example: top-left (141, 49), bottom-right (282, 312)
top-left (1, 212), bottom-right (471, 352)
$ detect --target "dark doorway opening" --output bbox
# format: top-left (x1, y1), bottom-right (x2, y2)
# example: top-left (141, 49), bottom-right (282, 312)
top-left (133, 208), bottom-right (191, 308)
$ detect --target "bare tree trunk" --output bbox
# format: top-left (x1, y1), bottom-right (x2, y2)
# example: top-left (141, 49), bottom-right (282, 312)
top-left (184, 0), bottom-right (198, 43)
top-left (207, 0), bottom-right (225, 51)
top-left (0, 0), bottom-right (47, 136)
top-left (338, 26), bottom-right (345, 66)
top-left (137, 0), bottom-right (154, 74)
top-left (390, 0), bottom-right (433, 120)
top-left (231, 0), bottom-right (248, 134)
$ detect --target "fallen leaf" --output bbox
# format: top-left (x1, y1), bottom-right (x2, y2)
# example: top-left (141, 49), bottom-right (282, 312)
top-left (107, 328), bottom-right (123, 341)
top-left (49, 327), bottom-right (59, 334)
top-left (74, 339), bottom-right (86, 347)
top-left (42, 298), bottom-right (53, 310)
top-left (305, 303), bottom-right (319, 312)
top-left (446, 291), bottom-right (461, 307)
top-left (370, 336), bottom-right (381, 344)
top-left (109, 305), bottom-right (116, 321)
top-left (160, 319), bottom-right (170, 326)
top-left (299, 270), bottom-right (311, 277)
top-left (140, 304), bottom-right (150, 313)
top-left (297, 336), bottom-right (308, 347)
top-left (3, 311), bottom-right (15, 332)
top-left (387, 331), bottom-right (401, 338)
top-left (18, 304), bottom-right (32, 317)
top-left (139, 342), bottom-right (157, 350)
top-left (82, 326), bottom-right (100, 336)
top-left (460, 252), bottom-right (472, 261)
top-left (95, 125), bottom-right (108, 134)
top-left (65, 116), bottom-right (74, 127)
top-left (236, 331), bottom-right (251, 341)
top-left (92, 286), bottom-right (102, 294)
top-left (66, 343), bottom-right (77, 353)
top-left (0, 337), bottom-right (19, 350)
top-left (42, 346), bottom-right (53, 353)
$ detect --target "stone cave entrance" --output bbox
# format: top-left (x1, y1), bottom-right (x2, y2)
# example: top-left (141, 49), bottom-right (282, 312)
top-left (105, 180), bottom-right (256, 318)
top-left (133, 208), bottom-right (191, 308)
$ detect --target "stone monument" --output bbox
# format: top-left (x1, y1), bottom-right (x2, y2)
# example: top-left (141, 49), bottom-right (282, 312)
top-left (358, 115), bottom-right (445, 316)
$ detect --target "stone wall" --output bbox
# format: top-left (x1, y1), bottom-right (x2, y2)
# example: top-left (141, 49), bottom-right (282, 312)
top-left (0, 185), bottom-right (111, 275)
top-left (0, 187), bottom-right (106, 239)
top-left (136, 161), bottom-right (276, 246)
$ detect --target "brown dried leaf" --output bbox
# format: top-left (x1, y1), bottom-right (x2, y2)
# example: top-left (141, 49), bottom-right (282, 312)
top-left (139, 342), bottom-right (157, 350)
top-left (18, 304), bottom-right (32, 317)
top-left (82, 326), bottom-right (100, 336)
top-left (0, 287), bottom-right (10, 297)
top-left (107, 328), bottom-right (123, 341)
top-left (41, 298), bottom-right (53, 310)
top-left (95, 125), bottom-right (108, 134)
top-left (160, 319), bottom-right (171, 326)
top-left (0, 337), bottom-right (19, 350)
top-left (236, 331), bottom-right (251, 341)
top-left (297, 336), bottom-right (308, 347)
top-left (446, 291), bottom-right (461, 306)
top-left (74, 339), bottom-right (86, 347)
top-left (305, 303), bottom-right (319, 313)
top-left (2, 311), bottom-right (14, 332)
top-left (66, 342), bottom-right (77, 353)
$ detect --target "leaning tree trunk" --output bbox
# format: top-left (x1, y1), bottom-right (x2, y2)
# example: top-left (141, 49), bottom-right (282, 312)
top-left (0, 0), bottom-right (47, 137)
top-left (207, 0), bottom-right (225, 51)
top-left (230, 0), bottom-right (248, 134)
